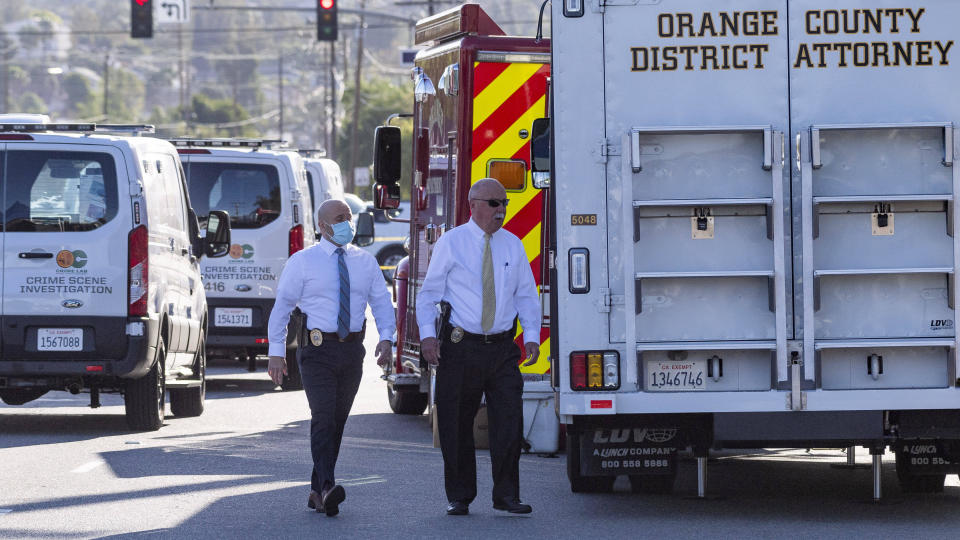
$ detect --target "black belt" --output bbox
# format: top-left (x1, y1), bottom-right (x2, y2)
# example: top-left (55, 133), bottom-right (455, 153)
top-left (312, 330), bottom-right (365, 343)
top-left (445, 325), bottom-right (513, 344)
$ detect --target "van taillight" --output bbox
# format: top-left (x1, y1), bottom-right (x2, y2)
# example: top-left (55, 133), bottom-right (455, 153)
top-left (571, 353), bottom-right (587, 390)
top-left (289, 224), bottom-right (304, 256)
top-left (128, 225), bottom-right (149, 317)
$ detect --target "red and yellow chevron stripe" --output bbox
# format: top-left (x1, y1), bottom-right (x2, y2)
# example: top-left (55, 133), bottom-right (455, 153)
top-left (471, 60), bottom-right (551, 375)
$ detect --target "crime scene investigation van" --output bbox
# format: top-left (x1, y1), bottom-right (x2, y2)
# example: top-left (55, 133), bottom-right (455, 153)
top-left (0, 123), bottom-right (231, 431)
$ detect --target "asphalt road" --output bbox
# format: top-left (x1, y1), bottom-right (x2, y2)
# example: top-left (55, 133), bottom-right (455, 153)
top-left (3, 330), bottom-right (960, 539)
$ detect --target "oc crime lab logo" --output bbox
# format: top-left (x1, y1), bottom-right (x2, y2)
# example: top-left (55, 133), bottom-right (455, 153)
top-left (228, 244), bottom-right (254, 260)
top-left (56, 249), bottom-right (88, 269)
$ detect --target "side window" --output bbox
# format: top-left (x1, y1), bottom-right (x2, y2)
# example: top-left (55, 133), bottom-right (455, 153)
top-left (4, 150), bottom-right (118, 232)
top-left (185, 162), bottom-right (281, 229)
top-left (157, 154), bottom-right (186, 231)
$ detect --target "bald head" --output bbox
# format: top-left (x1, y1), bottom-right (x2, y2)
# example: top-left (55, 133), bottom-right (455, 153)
top-left (469, 178), bottom-right (508, 235)
top-left (317, 199), bottom-right (352, 245)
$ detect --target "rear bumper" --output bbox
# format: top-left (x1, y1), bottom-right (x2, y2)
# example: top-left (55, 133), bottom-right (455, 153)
top-left (206, 297), bottom-right (299, 352)
top-left (0, 315), bottom-right (160, 382)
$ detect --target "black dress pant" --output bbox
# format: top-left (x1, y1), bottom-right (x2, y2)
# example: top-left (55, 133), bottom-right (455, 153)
top-left (436, 335), bottom-right (524, 504)
top-left (298, 339), bottom-right (365, 493)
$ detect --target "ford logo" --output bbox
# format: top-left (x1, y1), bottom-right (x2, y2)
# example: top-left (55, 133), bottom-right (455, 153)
top-left (235, 284), bottom-right (252, 292)
top-left (62, 299), bottom-right (83, 309)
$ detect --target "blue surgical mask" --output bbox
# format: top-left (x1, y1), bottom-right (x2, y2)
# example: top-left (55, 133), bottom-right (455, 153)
top-left (329, 220), bottom-right (355, 245)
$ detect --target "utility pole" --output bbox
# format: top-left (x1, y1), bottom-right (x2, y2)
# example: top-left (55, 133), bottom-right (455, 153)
top-left (103, 53), bottom-right (110, 120)
top-left (278, 53), bottom-right (284, 138)
top-left (178, 28), bottom-right (186, 122)
top-left (329, 41), bottom-right (337, 159)
top-left (347, 0), bottom-right (366, 193)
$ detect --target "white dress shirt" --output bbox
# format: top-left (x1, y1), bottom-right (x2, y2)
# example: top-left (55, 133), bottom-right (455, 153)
top-left (267, 238), bottom-right (396, 357)
top-left (416, 219), bottom-right (541, 344)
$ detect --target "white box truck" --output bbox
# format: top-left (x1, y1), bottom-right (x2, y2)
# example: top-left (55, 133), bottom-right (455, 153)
top-left (541, 0), bottom-right (960, 498)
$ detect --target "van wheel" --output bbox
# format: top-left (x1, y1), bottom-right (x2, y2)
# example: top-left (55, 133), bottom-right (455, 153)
top-left (170, 337), bottom-right (206, 417)
top-left (125, 339), bottom-right (166, 431)
top-left (378, 246), bottom-right (406, 282)
top-left (628, 474), bottom-right (676, 494)
top-left (388, 385), bottom-right (428, 415)
top-left (567, 429), bottom-right (615, 493)
top-left (281, 347), bottom-right (303, 391)
top-left (895, 450), bottom-right (946, 493)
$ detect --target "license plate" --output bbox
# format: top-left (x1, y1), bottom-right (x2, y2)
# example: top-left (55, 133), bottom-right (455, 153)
top-left (38, 328), bottom-right (83, 351)
top-left (215, 308), bottom-right (252, 327)
top-left (646, 360), bottom-right (705, 391)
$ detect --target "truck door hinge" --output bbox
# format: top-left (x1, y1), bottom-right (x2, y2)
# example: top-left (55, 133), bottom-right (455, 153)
top-left (598, 288), bottom-right (624, 313)
top-left (596, 139), bottom-right (621, 163)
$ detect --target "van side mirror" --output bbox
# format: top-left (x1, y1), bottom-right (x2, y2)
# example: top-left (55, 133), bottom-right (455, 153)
top-left (353, 211), bottom-right (375, 247)
top-left (204, 210), bottom-right (231, 258)
top-left (530, 118), bottom-right (551, 189)
top-left (373, 126), bottom-right (402, 186)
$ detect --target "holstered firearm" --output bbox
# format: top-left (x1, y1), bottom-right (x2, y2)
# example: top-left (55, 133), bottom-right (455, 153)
top-left (437, 300), bottom-right (452, 343)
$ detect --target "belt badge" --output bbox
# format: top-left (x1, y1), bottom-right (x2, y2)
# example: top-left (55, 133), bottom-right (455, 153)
top-left (309, 329), bottom-right (324, 346)
top-left (450, 327), bottom-right (464, 343)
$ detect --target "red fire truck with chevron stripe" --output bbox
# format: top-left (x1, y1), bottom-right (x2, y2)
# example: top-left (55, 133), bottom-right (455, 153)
top-left (372, 4), bottom-right (558, 453)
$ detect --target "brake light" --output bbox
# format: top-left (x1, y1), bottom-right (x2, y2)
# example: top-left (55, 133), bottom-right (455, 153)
top-left (0, 134), bottom-right (33, 140)
top-left (86, 365), bottom-right (104, 372)
top-left (128, 225), bottom-right (149, 317)
top-left (571, 353), bottom-right (586, 390)
top-left (176, 149), bottom-right (211, 154)
top-left (289, 224), bottom-right (304, 256)
top-left (571, 350), bottom-right (620, 391)
top-left (255, 338), bottom-right (269, 344)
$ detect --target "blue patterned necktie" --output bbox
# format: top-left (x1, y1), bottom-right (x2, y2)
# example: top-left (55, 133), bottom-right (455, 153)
top-left (336, 247), bottom-right (351, 339)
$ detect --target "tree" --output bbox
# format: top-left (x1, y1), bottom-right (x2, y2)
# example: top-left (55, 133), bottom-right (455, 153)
top-left (337, 77), bottom-right (413, 197)
top-left (62, 72), bottom-right (99, 119)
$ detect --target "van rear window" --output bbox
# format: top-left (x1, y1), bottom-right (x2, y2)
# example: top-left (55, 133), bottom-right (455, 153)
top-left (185, 162), bottom-right (281, 229)
top-left (2, 151), bottom-right (118, 232)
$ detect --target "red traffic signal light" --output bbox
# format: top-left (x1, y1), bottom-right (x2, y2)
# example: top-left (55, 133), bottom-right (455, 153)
top-left (130, 0), bottom-right (153, 39)
top-left (317, 0), bottom-right (338, 41)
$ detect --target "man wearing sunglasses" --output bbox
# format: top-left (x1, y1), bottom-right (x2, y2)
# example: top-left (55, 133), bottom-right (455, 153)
top-left (416, 178), bottom-right (541, 516)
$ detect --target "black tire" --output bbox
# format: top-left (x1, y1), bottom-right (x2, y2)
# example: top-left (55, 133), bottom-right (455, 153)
top-left (388, 385), bottom-right (428, 415)
top-left (378, 246), bottom-right (406, 283)
top-left (170, 337), bottom-right (206, 417)
top-left (125, 338), bottom-right (166, 431)
top-left (567, 429), bottom-right (615, 493)
top-left (628, 474), bottom-right (676, 494)
top-left (895, 450), bottom-right (946, 493)
top-left (281, 347), bottom-right (303, 391)
top-left (0, 388), bottom-right (49, 405)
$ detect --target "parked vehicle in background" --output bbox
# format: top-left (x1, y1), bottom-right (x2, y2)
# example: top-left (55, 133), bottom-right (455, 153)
top-left (173, 139), bottom-right (315, 391)
top-left (365, 201), bottom-right (410, 282)
top-left (302, 153), bottom-right (345, 224)
top-left (544, 0), bottom-right (960, 498)
top-left (0, 123), bottom-right (231, 431)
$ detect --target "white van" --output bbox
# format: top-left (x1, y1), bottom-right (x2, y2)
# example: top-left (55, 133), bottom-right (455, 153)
top-left (302, 155), bottom-right (345, 211)
top-left (0, 123), bottom-right (231, 431)
top-left (173, 139), bottom-right (316, 390)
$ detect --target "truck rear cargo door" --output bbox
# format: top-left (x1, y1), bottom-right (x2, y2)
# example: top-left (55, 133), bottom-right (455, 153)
top-left (602, 2), bottom-right (792, 393)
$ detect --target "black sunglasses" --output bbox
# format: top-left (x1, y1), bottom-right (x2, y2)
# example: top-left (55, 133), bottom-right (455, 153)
top-left (473, 198), bottom-right (509, 208)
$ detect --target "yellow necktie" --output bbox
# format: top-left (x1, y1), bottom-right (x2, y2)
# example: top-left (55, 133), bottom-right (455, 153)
top-left (481, 234), bottom-right (496, 333)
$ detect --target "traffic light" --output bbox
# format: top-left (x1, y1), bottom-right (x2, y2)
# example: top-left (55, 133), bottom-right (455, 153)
top-left (130, 0), bottom-right (153, 39)
top-left (317, 0), bottom-right (338, 42)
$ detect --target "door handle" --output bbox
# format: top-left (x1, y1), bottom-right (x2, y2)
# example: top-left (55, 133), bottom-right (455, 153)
top-left (19, 252), bottom-right (53, 259)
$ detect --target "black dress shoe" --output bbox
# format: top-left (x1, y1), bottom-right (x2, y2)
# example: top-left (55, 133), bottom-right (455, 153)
top-left (307, 490), bottom-right (324, 513)
top-left (446, 501), bottom-right (469, 516)
top-left (493, 498), bottom-right (532, 514)
top-left (321, 484), bottom-right (346, 517)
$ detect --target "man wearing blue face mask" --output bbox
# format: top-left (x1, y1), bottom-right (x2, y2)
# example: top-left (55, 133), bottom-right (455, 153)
top-left (267, 198), bottom-right (395, 517)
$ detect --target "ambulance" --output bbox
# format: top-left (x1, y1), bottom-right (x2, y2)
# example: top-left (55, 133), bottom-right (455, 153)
top-left (541, 0), bottom-right (960, 498)
top-left (372, 4), bottom-right (558, 452)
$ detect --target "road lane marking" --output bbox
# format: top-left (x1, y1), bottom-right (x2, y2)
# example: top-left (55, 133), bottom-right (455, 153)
top-left (71, 460), bottom-right (106, 474)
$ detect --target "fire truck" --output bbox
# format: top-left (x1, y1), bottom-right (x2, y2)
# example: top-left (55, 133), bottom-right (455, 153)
top-left (372, 4), bottom-right (557, 453)
top-left (538, 0), bottom-right (960, 498)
